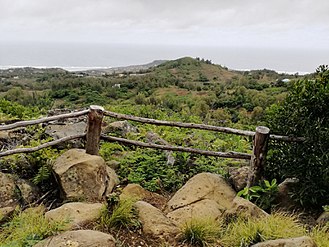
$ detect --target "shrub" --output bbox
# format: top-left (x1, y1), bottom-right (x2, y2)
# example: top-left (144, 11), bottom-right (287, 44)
top-left (265, 65), bottom-right (329, 207)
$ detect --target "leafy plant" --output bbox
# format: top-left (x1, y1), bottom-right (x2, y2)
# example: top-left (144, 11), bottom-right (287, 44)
top-left (237, 179), bottom-right (278, 211)
top-left (181, 218), bottom-right (221, 247)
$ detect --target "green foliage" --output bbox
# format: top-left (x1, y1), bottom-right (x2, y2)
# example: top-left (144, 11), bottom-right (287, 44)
top-left (0, 99), bottom-right (41, 120)
top-left (237, 179), bottom-right (278, 211)
top-left (265, 65), bottom-right (329, 207)
top-left (181, 218), bottom-right (221, 247)
top-left (98, 197), bottom-right (140, 230)
top-left (0, 206), bottom-right (66, 247)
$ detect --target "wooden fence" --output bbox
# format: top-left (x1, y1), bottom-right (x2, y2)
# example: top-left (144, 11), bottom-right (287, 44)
top-left (0, 105), bottom-right (304, 186)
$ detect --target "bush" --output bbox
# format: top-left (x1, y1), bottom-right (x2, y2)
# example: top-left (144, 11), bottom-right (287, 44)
top-left (265, 65), bottom-right (329, 207)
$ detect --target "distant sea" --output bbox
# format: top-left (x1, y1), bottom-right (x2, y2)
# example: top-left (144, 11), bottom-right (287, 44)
top-left (0, 41), bottom-right (328, 74)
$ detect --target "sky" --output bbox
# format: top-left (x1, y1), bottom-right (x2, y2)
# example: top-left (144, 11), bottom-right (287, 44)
top-left (0, 0), bottom-right (328, 72)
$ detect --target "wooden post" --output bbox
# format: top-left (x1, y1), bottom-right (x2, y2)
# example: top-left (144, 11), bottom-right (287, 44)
top-left (247, 126), bottom-right (270, 187)
top-left (86, 105), bottom-right (104, 155)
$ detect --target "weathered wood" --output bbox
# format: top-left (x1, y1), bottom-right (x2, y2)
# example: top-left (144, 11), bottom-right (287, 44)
top-left (85, 105), bottom-right (104, 155)
top-left (0, 109), bottom-right (89, 131)
top-left (248, 126), bottom-right (270, 187)
top-left (104, 110), bottom-right (304, 142)
top-left (0, 134), bottom-right (86, 157)
top-left (104, 110), bottom-right (255, 136)
top-left (101, 135), bottom-right (252, 160)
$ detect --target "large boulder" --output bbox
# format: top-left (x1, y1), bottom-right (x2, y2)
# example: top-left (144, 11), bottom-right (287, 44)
top-left (251, 236), bottom-right (317, 247)
top-left (166, 173), bottom-right (236, 212)
top-left (167, 199), bottom-right (223, 226)
top-left (275, 178), bottom-right (299, 209)
top-left (53, 149), bottom-right (119, 201)
top-left (0, 206), bottom-right (16, 223)
top-left (0, 172), bottom-right (39, 208)
top-left (135, 201), bottom-right (180, 238)
top-left (316, 211), bottom-right (329, 226)
top-left (34, 230), bottom-right (116, 247)
top-left (103, 120), bottom-right (138, 135)
top-left (45, 202), bottom-right (104, 230)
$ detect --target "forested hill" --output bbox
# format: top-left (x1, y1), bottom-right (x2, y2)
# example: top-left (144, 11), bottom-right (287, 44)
top-left (0, 56), bottom-right (307, 122)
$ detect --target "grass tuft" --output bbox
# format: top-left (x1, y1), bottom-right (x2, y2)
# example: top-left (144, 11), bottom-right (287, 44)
top-left (0, 206), bottom-right (66, 247)
top-left (99, 197), bottom-right (140, 230)
top-left (221, 212), bottom-right (306, 247)
top-left (181, 218), bottom-right (221, 247)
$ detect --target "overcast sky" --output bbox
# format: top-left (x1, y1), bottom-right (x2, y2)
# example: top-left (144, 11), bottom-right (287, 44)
top-left (0, 0), bottom-right (328, 71)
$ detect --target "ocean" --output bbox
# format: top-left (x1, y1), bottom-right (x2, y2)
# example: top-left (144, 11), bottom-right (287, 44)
top-left (0, 41), bottom-right (327, 73)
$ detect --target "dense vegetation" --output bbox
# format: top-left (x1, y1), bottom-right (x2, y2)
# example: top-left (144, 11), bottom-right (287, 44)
top-left (1, 57), bottom-right (329, 246)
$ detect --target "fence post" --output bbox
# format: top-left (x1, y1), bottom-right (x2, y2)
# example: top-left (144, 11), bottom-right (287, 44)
top-left (247, 126), bottom-right (270, 187)
top-left (86, 105), bottom-right (104, 155)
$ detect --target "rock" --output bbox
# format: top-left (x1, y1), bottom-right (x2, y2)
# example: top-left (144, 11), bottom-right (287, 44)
top-left (275, 178), bottom-right (299, 209)
top-left (120, 184), bottom-right (167, 209)
top-left (104, 120), bottom-right (138, 135)
top-left (251, 236), bottom-right (317, 247)
top-left (316, 211), bottom-right (329, 226)
top-left (0, 172), bottom-right (17, 208)
top-left (0, 172), bottom-right (39, 208)
top-left (135, 201), bottom-right (180, 238)
top-left (45, 202), bottom-right (104, 230)
top-left (146, 131), bottom-right (175, 165)
top-left (167, 199), bottom-right (223, 226)
top-left (166, 173), bottom-right (236, 212)
top-left (225, 196), bottom-right (268, 219)
top-left (34, 230), bottom-right (116, 247)
top-left (229, 166), bottom-right (250, 191)
top-left (53, 149), bottom-right (119, 201)
top-left (45, 122), bottom-right (87, 148)
top-left (0, 206), bottom-right (16, 222)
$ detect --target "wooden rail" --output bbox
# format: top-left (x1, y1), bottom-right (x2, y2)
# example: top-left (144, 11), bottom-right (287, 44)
top-left (0, 109), bottom-right (89, 131)
top-left (101, 135), bottom-right (252, 160)
top-left (104, 110), bottom-right (305, 142)
top-left (0, 134), bottom-right (85, 157)
top-left (0, 105), bottom-right (305, 186)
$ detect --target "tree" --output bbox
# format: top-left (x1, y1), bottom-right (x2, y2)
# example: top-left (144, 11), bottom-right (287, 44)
top-left (265, 65), bottom-right (329, 207)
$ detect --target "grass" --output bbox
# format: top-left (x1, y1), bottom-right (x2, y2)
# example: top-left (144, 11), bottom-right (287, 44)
top-left (98, 197), bottom-right (140, 230)
top-left (221, 213), bottom-right (307, 247)
top-left (0, 206), bottom-right (66, 247)
top-left (181, 218), bottom-right (221, 247)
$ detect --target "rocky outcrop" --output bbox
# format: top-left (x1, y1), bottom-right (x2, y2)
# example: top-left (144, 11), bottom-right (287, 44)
top-left (316, 211), bottom-right (329, 226)
top-left (135, 201), bottom-right (180, 238)
top-left (53, 149), bottom-right (119, 202)
top-left (166, 173), bottom-right (236, 212)
top-left (0, 171), bottom-right (39, 208)
top-left (45, 202), bottom-right (104, 230)
top-left (34, 230), bottom-right (116, 247)
top-left (275, 178), bottom-right (299, 209)
top-left (251, 236), bottom-right (317, 247)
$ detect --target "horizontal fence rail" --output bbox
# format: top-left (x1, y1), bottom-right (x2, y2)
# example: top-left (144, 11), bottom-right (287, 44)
top-left (104, 110), bottom-right (305, 142)
top-left (0, 110), bottom-right (89, 131)
top-left (0, 134), bottom-right (86, 157)
top-left (101, 135), bottom-right (252, 160)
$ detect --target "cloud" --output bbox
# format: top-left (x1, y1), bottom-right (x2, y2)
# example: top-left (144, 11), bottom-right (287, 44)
top-left (0, 0), bottom-right (328, 49)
